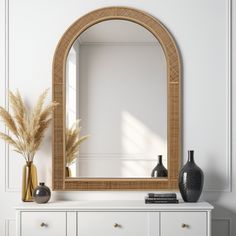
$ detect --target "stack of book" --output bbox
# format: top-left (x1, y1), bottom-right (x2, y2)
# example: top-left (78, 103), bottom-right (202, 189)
top-left (145, 193), bottom-right (179, 204)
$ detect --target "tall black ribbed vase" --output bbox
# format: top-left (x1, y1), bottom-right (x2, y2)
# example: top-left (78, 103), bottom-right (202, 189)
top-left (179, 150), bottom-right (204, 202)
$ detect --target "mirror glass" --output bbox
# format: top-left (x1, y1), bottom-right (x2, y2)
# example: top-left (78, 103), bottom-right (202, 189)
top-left (65, 20), bottom-right (167, 178)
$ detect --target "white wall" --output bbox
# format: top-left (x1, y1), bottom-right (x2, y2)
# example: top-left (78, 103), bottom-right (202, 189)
top-left (0, 0), bottom-right (235, 235)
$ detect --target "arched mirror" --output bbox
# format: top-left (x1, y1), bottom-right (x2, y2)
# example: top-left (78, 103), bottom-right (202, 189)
top-left (53, 7), bottom-right (181, 190)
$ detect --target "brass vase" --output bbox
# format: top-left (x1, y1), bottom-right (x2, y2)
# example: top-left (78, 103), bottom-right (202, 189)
top-left (22, 161), bottom-right (38, 202)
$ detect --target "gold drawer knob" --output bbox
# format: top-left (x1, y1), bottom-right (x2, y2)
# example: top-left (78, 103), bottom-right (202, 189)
top-left (40, 222), bottom-right (48, 227)
top-left (114, 223), bottom-right (122, 228)
top-left (181, 223), bottom-right (189, 228)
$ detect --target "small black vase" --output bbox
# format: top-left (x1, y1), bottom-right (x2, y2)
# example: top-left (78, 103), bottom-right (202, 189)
top-left (179, 150), bottom-right (204, 202)
top-left (33, 182), bottom-right (51, 204)
top-left (151, 155), bottom-right (168, 177)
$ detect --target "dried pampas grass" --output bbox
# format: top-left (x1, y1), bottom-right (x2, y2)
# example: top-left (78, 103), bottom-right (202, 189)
top-left (0, 89), bottom-right (58, 162)
top-left (66, 120), bottom-right (89, 166)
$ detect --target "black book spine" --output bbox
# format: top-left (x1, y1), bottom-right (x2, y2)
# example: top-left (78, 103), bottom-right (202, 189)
top-left (146, 197), bottom-right (177, 201)
top-left (148, 193), bottom-right (177, 198)
top-left (145, 199), bottom-right (179, 204)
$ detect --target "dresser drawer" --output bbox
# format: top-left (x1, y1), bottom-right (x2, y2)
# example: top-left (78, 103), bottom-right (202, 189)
top-left (78, 212), bottom-right (154, 236)
top-left (161, 212), bottom-right (207, 236)
top-left (21, 212), bottom-right (66, 236)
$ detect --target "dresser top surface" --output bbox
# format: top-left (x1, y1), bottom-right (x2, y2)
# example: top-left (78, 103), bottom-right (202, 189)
top-left (15, 200), bottom-right (213, 211)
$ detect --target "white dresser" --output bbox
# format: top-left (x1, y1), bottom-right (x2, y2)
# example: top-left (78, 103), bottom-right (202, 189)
top-left (16, 201), bottom-right (213, 236)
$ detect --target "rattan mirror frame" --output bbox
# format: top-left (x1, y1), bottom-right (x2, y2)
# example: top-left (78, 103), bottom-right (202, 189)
top-left (52, 6), bottom-right (181, 190)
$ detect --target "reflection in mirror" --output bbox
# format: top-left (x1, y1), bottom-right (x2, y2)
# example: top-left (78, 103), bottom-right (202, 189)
top-left (66, 20), bottom-right (167, 178)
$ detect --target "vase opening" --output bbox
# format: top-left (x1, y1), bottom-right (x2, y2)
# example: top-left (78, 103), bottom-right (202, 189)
top-left (188, 150), bottom-right (195, 162)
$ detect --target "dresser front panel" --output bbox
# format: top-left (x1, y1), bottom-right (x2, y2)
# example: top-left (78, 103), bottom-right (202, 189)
top-left (16, 201), bottom-right (213, 236)
top-left (161, 211), bottom-right (207, 236)
top-left (21, 212), bottom-right (66, 236)
top-left (77, 212), bottom-right (159, 236)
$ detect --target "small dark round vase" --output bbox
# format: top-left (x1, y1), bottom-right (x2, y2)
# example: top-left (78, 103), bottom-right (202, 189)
top-left (179, 150), bottom-right (204, 202)
top-left (151, 155), bottom-right (168, 177)
top-left (33, 182), bottom-right (51, 204)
